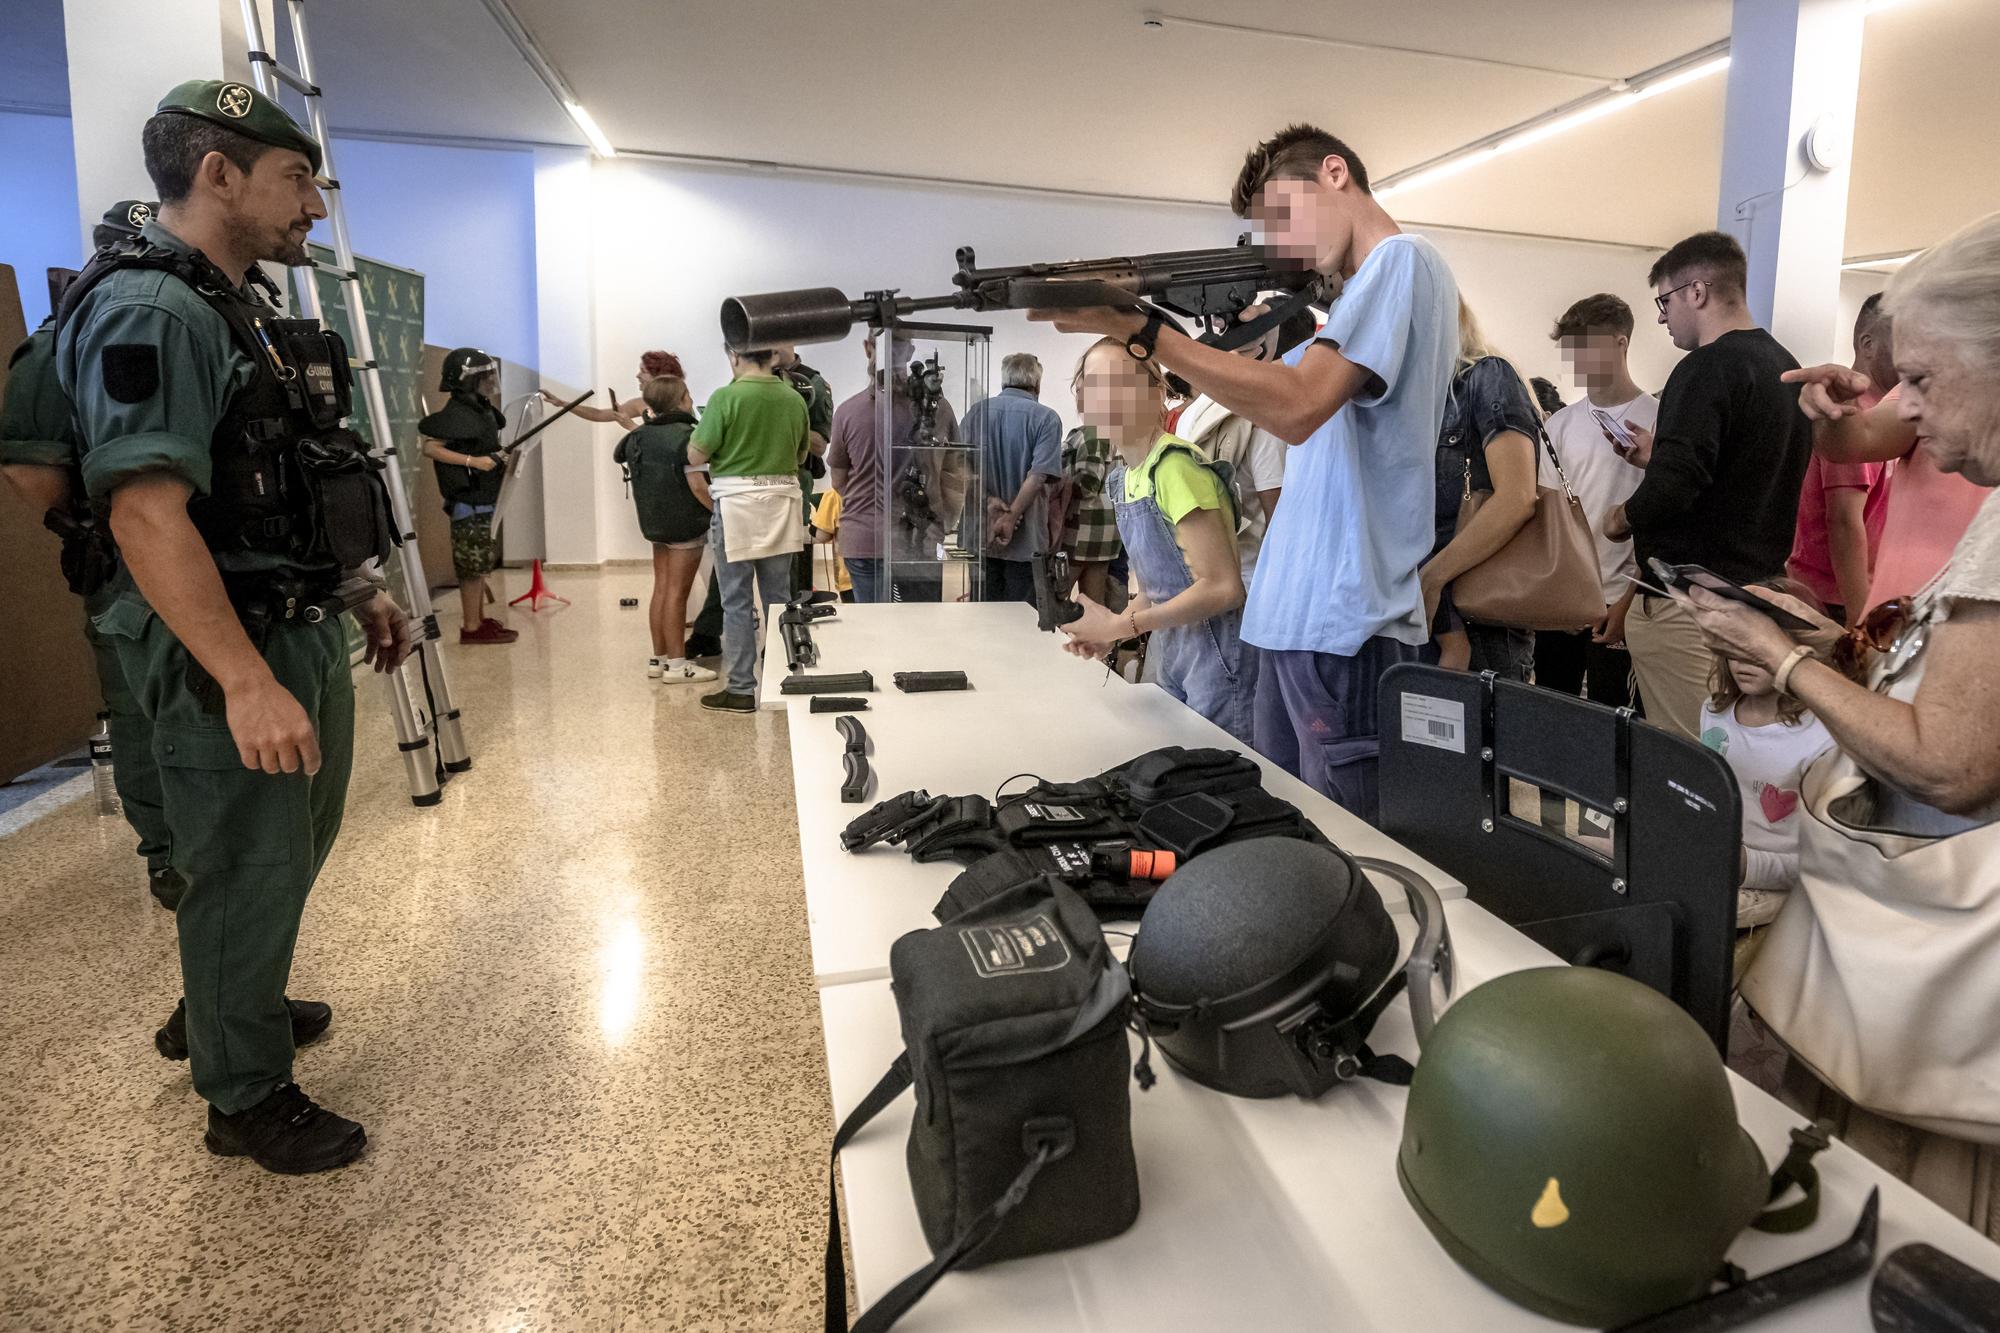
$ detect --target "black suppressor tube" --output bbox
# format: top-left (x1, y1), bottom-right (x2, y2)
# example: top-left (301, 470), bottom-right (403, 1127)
top-left (893, 671), bottom-right (970, 693)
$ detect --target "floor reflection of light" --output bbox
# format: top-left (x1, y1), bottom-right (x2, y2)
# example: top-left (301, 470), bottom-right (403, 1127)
top-left (599, 918), bottom-right (644, 1046)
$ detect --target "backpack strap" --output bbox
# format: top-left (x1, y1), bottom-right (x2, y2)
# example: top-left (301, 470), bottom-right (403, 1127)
top-left (825, 1051), bottom-right (1072, 1333)
top-left (1140, 439), bottom-right (1240, 530)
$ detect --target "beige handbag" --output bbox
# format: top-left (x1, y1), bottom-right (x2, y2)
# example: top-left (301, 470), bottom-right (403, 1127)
top-left (1449, 426), bottom-right (1604, 632)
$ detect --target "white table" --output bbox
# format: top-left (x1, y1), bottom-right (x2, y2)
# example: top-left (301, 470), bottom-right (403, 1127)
top-left (772, 604), bottom-right (1465, 986)
top-left (822, 899), bottom-right (2000, 1330)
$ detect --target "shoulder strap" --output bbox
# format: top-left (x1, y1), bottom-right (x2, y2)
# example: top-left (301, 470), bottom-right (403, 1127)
top-left (825, 1052), bottom-right (1070, 1333)
top-left (826, 1054), bottom-right (913, 1333)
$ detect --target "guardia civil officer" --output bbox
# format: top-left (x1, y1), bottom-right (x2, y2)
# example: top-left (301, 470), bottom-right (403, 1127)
top-left (0, 202), bottom-right (180, 910)
top-left (418, 348), bottom-right (518, 643)
top-left (56, 80), bottom-right (412, 1174)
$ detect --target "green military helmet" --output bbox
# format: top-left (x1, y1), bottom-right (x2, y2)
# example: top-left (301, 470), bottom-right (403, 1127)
top-left (92, 200), bottom-right (159, 251)
top-left (1397, 967), bottom-right (1771, 1327)
top-left (439, 348), bottom-right (499, 394)
top-left (155, 79), bottom-right (322, 173)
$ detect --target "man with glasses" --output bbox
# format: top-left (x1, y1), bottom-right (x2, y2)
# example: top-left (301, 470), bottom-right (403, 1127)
top-left (1603, 231), bottom-right (1813, 739)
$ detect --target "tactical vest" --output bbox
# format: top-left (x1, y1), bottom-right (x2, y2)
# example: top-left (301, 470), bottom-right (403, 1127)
top-left (418, 391), bottom-right (507, 509)
top-left (56, 238), bottom-right (398, 587)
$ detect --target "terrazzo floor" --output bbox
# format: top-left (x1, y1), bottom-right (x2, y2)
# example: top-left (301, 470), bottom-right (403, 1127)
top-left (0, 566), bottom-right (832, 1331)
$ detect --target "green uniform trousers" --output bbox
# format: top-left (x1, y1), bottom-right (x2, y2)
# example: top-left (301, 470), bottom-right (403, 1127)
top-left (100, 601), bottom-right (353, 1112)
top-left (84, 589), bottom-right (170, 873)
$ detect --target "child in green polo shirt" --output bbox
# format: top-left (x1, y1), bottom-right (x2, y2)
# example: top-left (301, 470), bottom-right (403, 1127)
top-left (687, 346), bottom-right (809, 712)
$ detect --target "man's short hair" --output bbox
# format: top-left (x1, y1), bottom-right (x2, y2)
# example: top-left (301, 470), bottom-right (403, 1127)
top-left (1000, 352), bottom-right (1042, 392)
top-left (1855, 291), bottom-right (1890, 337)
top-left (141, 112), bottom-right (271, 203)
top-left (1551, 293), bottom-right (1635, 341)
top-left (730, 344), bottom-right (777, 366)
top-left (642, 375), bottom-right (687, 415)
top-left (1231, 124), bottom-right (1370, 218)
top-left (1647, 231), bottom-right (1749, 300)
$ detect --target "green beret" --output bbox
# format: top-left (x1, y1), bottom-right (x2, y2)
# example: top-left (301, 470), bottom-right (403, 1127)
top-left (92, 200), bottom-right (158, 250)
top-left (154, 79), bottom-right (322, 174)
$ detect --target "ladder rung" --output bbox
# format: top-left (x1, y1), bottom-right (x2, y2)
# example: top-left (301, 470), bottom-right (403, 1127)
top-left (311, 259), bottom-right (358, 280)
top-left (247, 49), bottom-right (319, 97)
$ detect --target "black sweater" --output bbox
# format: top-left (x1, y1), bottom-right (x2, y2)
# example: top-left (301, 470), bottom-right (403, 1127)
top-left (1625, 328), bottom-right (1813, 584)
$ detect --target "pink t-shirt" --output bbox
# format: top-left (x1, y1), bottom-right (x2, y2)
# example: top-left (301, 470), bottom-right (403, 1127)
top-left (1868, 386), bottom-right (1995, 607)
top-left (1787, 451), bottom-right (1891, 610)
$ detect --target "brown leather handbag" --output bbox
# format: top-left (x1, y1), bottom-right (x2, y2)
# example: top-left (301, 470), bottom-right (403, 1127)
top-left (1450, 426), bottom-right (1604, 631)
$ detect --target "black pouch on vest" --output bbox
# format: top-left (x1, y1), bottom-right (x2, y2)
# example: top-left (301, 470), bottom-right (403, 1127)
top-left (298, 427), bottom-right (398, 568)
top-left (993, 792), bottom-right (1127, 847)
top-left (1136, 786), bottom-right (1324, 858)
top-left (826, 879), bottom-right (1142, 1332)
top-left (902, 795), bottom-right (1002, 864)
top-left (1101, 746), bottom-right (1262, 804)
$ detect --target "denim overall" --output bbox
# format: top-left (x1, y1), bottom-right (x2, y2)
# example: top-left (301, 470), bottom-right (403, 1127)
top-left (1109, 447), bottom-right (1255, 745)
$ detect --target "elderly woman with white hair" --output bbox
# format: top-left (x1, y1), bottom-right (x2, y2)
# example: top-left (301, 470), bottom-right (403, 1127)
top-left (1685, 211), bottom-right (2000, 1239)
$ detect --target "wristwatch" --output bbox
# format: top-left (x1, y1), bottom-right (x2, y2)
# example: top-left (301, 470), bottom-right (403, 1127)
top-left (1773, 644), bottom-right (1815, 696)
top-left (1126, 313), bottom-right (1165, 362)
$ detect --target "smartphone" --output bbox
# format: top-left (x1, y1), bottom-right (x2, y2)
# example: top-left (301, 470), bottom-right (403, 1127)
top-left (1592, 408), bottom-right (1637, 455)
top-left (1646, 558), bottom-right (1817, 633)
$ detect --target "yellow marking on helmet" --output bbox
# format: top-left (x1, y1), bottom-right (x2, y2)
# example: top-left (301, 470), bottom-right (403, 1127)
top-left (1532, 1178), bottom-right (1570, 1229)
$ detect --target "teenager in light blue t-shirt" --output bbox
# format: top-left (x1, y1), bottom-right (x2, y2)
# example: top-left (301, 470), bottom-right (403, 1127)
top-left (1029, 124), bottom-right (1459, 821)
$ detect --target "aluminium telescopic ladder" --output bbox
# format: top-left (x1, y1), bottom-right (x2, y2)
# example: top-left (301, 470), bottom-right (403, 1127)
top-left (238, 0), bottom-right (472, 805)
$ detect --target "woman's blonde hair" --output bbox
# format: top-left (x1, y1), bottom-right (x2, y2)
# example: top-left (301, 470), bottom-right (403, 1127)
top-left (1070, 336), bottom-right (1171, 406)
top-left (1885, 210), bottom-right (2000, 374)
top-left (1456, 299), bottom-right (1543, 421)
top-left (1706, 578), bottom-right (1861, 726)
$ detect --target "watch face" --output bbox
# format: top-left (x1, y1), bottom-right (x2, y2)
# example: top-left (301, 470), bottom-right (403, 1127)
top-left (1126, 338), bottom-right (1149, 360)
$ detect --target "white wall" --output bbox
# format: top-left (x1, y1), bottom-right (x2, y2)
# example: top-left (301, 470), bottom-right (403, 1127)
top-left (572, 158), bottom-right (1702, 562)
top-left (0, 111), bottom-right (82, 327)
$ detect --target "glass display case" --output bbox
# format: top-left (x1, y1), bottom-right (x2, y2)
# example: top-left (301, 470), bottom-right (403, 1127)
top-left (874, 320), bottom-right (992, 603)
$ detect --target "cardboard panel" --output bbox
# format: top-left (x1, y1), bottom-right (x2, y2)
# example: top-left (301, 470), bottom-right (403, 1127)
top-left (0, 263), bottom-right (102, 784)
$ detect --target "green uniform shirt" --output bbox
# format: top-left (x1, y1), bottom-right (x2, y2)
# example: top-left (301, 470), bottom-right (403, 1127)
top-left (691, 374), bottom-right (808, 479)
top-left (56, 221), bottom-right (278, 598)
top-left (0, 322), bottom-right (76, 469)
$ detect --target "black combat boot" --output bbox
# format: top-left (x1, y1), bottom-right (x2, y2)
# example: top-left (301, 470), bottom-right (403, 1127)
top-left (155, 998), bottom-right (333, 1061)
top-left (204, 1083), bottom-right (365, 1174)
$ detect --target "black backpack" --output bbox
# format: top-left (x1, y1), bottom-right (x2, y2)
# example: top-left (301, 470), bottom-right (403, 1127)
top-left (826, 879), bottom-right (1142, 1331)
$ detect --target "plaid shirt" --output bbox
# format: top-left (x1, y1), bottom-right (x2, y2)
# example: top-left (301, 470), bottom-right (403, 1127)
top-left (1062, 425), bottom-right (1122, 563)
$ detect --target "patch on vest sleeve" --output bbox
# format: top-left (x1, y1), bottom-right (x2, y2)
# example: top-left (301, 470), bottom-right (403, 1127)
top-left (102, 344), bottom-right (160, 404)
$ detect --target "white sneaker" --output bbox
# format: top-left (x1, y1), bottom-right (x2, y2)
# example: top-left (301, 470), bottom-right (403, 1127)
top-left (661, 661), bottom-right (718, 684)
top-left (647, 657), bottom-right (664, 679)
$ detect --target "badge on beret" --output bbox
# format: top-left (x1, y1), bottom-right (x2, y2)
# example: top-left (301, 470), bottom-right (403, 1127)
top-left (127, 202), bottom-right (153, 229)
top-left (216, 83), bottom-right (254, 118)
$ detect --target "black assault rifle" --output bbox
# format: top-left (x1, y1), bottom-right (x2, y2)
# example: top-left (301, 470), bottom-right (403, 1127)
top-left (720, 239), bottom-right (1328, 351)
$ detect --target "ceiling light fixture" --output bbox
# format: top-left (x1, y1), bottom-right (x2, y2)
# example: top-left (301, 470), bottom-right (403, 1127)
top-left (1375, 0), bottom-right (1910, 201)
top-left (565, 102), bottom-right (616, 159)
top-left (1376, 44), bottom-right (1730, 200)
top-left (475, 0), bottom-right (616, 157)
top-left (1842, 250), bottom-right (1922, 271)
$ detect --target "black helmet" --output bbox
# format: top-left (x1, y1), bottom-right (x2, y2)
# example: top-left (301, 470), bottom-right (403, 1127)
top-left (1127, 839), bottom-right (1451, 1098)
top-left (440, 347), bottom-right (498, 393)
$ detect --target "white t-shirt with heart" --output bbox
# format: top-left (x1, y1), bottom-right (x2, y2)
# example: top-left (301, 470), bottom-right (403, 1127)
top-left (1699, 699), bottom-right (1835, 925)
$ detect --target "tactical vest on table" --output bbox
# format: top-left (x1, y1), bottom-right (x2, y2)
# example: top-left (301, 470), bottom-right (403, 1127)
top-left (56, 237), bottom-right (397, 595)
top-left (842, 745), bottom-right (1331, 921)
top-left (417, 391), bottom-right (506, 510)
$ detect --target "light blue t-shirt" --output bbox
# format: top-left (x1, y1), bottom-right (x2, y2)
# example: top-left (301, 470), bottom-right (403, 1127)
top-left (1240, 233), bottom-right (1459, 656)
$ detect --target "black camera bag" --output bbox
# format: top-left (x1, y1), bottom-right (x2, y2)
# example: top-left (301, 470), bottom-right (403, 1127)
top-left (826, 879), bottom-right (1141, 1331)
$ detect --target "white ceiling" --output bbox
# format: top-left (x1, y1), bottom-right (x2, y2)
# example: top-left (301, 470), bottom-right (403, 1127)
top-left (9, 0), bottom-right (1996, 255)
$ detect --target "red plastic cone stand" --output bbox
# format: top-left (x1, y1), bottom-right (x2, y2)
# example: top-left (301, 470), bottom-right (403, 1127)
top-left (508, 559), bottom-right (570, 611)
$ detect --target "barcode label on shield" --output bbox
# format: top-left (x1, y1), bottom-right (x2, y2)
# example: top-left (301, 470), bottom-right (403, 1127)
top-left (1401, 694), bottom-right (1467, 754)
